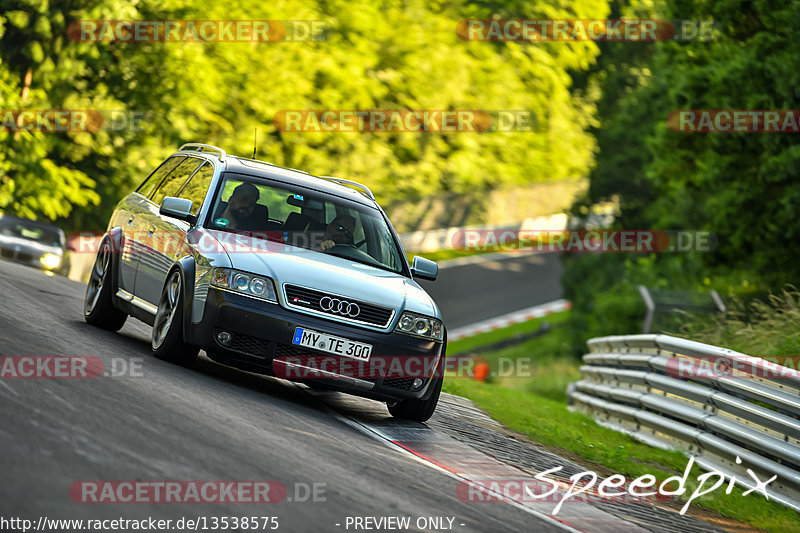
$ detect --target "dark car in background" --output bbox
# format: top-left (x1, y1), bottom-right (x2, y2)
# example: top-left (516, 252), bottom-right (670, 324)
top-left (0, 214), bottom-right (69, 276)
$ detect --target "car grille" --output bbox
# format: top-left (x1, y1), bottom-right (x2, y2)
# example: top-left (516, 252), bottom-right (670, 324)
top-left (283, 285), bottom-right (394, 327)
top-left (0, 248), bottom-right (34, 262)
top-left (274, 343), bottom-right (318, 359)
top-left (223, 332), bottom-right (272, 359)
top-left (382, 377), bottom-right (416, 390)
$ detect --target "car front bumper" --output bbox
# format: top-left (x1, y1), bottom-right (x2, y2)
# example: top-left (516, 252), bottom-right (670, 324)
top-left (189, 287), bottom-right (445, 402)
top-left (0, 248), bottom-right (63, 272)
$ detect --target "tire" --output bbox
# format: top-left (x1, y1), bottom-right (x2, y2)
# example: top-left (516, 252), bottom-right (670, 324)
top-left (84, 241), bottom-right (127, 331)
top-left (387, 375), bottom-right (443, 422)
top-left (151, 270), bottom-right (199, 366)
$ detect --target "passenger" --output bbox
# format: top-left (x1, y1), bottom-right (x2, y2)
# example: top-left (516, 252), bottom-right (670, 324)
top-left (320, 215), bottom-right (356, 251)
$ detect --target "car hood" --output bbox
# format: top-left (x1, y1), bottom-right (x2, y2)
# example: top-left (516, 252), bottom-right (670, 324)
top-left (0, 235), bottom-right (62, 256)
top-left (207, 230), bottom-right (439, 319)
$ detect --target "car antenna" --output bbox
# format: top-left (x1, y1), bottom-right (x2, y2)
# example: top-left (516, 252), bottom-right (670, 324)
top-left (252, 128), bottom-right (257, 160)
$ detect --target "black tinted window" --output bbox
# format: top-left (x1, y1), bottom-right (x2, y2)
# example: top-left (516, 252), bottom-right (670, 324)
top-left (207, 173), bottom-right (405, 274)
top-left (0, 218), bottom-right (62, 247)
top-left (150, 157), bottom-right (204, 205)
top-left (136, 156), bottom-right (185, 198)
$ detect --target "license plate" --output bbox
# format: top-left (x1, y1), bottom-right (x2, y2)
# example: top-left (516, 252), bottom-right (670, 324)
top-left (292, 327), bottom-right (373, 361)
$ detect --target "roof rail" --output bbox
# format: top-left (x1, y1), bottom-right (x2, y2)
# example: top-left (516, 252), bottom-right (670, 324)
top-left (319, 176), bottom-right (375, 201)
top-left (179, 143), bottom-right (227, 162)
top-left (236, 155), bottom-right (277, 167)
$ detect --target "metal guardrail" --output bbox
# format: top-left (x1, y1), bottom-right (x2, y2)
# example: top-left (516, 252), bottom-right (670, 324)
top-left (567, 334), bottom-right (800, 512)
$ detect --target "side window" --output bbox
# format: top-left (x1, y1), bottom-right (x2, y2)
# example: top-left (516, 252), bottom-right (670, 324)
top-left (259, 188), bottom-right (300, 222)
top-left (217, 180), bottom-right (303, 224)
top-left (136, 156), bottom-right (185, 198)
top-left (177, 162), bottom-right (214, 215)
top-left (150, 157), bottom-right (204, 206)
top-left (341, 208), bottom-right (365, 244)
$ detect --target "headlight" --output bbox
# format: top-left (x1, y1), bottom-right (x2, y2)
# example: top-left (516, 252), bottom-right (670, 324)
top-left (210, 268), bottom-right (277, 303)
top-left (40, 253), bottom-right (61, 269)
top-left (394, 311), bottom-right (444, 341)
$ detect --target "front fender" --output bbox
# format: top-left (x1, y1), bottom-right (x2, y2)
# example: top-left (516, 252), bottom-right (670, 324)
top-left (173, 256), bottom-right (196, 345)
top-left (420, 329), bottom-right (447, 400)
top-left (105, 228), bottom-right (124, 311)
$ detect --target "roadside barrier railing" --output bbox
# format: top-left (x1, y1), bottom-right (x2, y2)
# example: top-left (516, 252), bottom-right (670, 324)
top-left (567, 334), bottom-right (800, 512)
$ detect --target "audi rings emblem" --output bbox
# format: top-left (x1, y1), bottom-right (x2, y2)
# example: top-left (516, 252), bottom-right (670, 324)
top-left (319, 296), bottom-right (361, 317)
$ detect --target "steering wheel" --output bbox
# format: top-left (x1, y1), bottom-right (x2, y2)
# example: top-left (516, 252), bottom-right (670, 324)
top-left (328, 244), bottom-right (383, 267)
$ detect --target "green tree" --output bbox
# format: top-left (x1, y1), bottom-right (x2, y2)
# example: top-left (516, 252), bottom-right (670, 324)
top-left (564, 0), bottom-right (800, 350)
top-left (1, 0), bottom-right (608, 232)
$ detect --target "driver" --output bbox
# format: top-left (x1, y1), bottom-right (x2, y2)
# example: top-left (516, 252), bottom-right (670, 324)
top-left (320, 215), bottom-right (356, 251)
top-left (219, 182), bottom-right (259, 230)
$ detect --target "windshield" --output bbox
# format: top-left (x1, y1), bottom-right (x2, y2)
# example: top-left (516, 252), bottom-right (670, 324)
top-left (0, 218), bottom-right (63, 247)
top-left (206, 172), bottom-right (406, 274)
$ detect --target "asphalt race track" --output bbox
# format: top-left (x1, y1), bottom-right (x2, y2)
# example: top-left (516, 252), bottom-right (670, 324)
top-left (0, 259), bottom-right (725, 533)
top-left (418, 252), bottom-right (563, 330)
top-left (0, 259), bottom-right (567, 532)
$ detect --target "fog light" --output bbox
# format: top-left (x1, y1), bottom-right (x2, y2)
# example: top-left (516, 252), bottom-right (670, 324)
top-left (412, 378), bottom-right (424, 389)
top-left (216, 331), bottom-right (233, 346)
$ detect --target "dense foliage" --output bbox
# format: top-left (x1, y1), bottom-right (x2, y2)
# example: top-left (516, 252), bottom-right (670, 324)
top-left (563, 0), bottom-right (800, 350)
top-left (0, 0), bottom-right (606, 231)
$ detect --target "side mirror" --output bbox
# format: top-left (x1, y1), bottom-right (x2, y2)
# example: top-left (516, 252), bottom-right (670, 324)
top-left (160, 197), bottom-right (195, 223)
top-left (410, 256), bottom-right (438, 281)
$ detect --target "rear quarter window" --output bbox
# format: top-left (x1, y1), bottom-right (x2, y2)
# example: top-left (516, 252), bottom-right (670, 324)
top-left (177, 162), bottom-right (215, 215)
top-left (136, 156), bottom-right (186, 198)
top-left (150, 157), bottom-right (204, 205)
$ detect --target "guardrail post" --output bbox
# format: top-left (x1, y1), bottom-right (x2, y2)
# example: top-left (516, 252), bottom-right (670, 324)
top-left (638, 285), bottom-right (655, 333)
